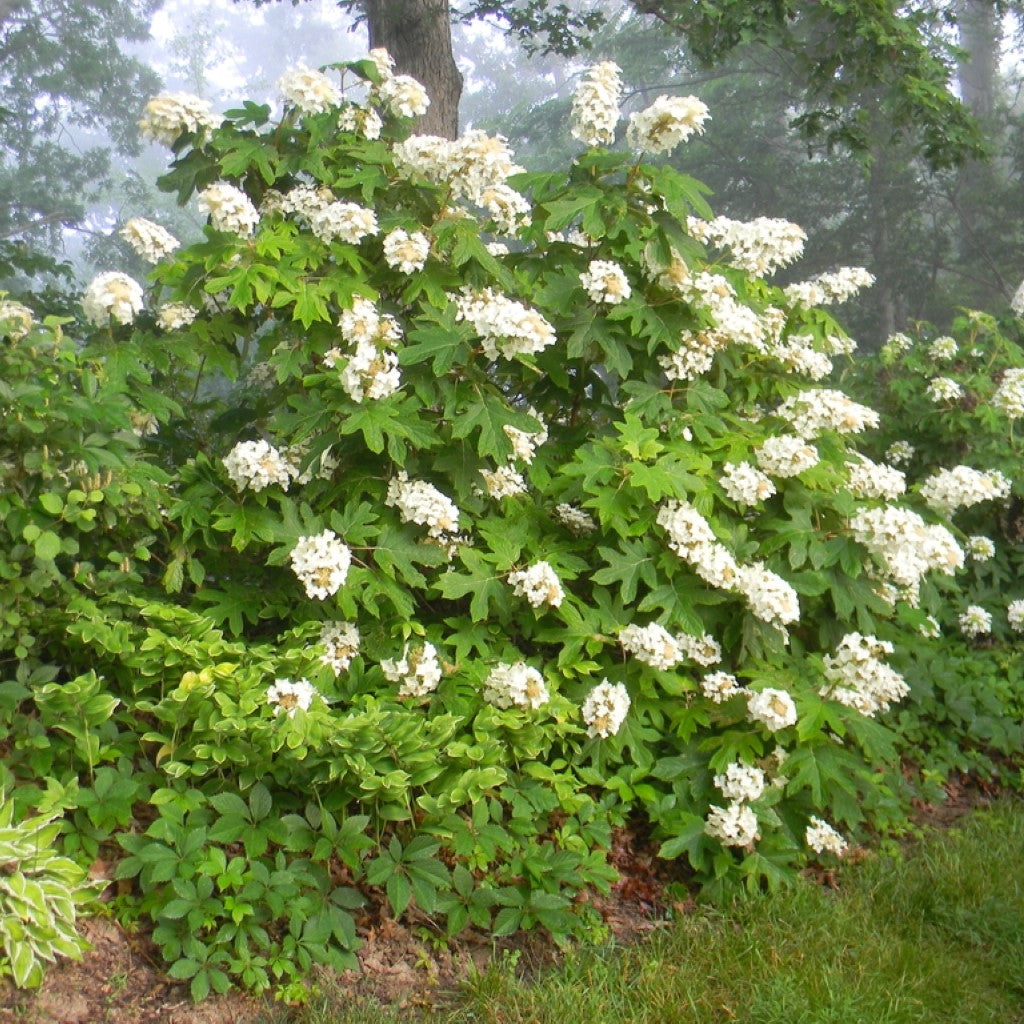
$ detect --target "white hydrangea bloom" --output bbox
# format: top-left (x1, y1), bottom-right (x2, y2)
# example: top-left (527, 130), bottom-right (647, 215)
top-left (368, 47), bottom-right (396, 78)
top-left (337, 340), bottom-right (401, 402)
top-left (481, 183), bottom-right (532, 234)
top-left (993, 369), bottom-right (1024, 419)
top-left (139, 92), bottom-right (217, 145)
top-left (277, 65), bottom-right (342, 114)
top-left (382, 642), bottom-right (442, 698)
top-left (769, 334), bottom-right (833, 381)
top-left (919, 465), bottom-right (1011, 515)
top-left (845, 455), bottom-right (906, 500)
top-left (929, 335), bottom-right (957, 360)
top-left (571, 61), bottom-right (622, 147)
top-left (701, 671), bottom-right (744, 703)
top-left (806, 817), bottom-right (847, 857)
top-left (657, 500), bottom-right (717, 557)
top-left (377, 74), bottom-right (430, 118)
top-left (157, 302), bottom-right (199, 331)
top-left (755, 435), bottom-right (819, 478)
top-left (82, 272), bottom-right (144, 327)
top-left (776, 390), bottom-right (879, 438)
top-left (926, 376), bottom-right (963, 403)
top-left (920, 615), bottom-right (941, 638)
top-left (966, 535), bottom-right (996, 561)
top-left (678, 632), bottom-right (722, 667)
top-left (579, 260), bottom-right (631, 305)
top-left (508, 561), bottom-right (564, 608)
top-left (884, 440), bottom-right (915, 466)
top-left (696, 215), bottom-right (806, 276)
top-left (619, 623), bottom-right (683, 670)
top-left (120, 217), bottom-right (179, 263)
top-left (958, 604), bottom-right (992, 637)
top-left (310, 202), bottom-right (378, 245)
top-left (705, 802), bottom-right (759, 847)
top-left (581, 680), bottom-right (630, 738)
top-left (319, 621), bottom-right (361, 675)
top-left (197, 182), bottom-right (260, 237)
top-left (385, 471), bottom-right (461, 545)
top-left (720, 461), bottom-right (776, 505)
top-left (714, 762), bottom-right (766, 803)
top-left (554, 503), bottom-right (597, 535)
top-left (626, 94), bottom-right (709, 154)
top-left (266, 677), bottom-right (318, 718)
top-left (289, 530), bottom-right (352, 599)
top-left (483, 661), bottom-right (549, 710)
top-left (1008, 599), bottom-right (1024, 631)
top-left (747, 688), bottom-right (798, 731)
top-left (0, 300), bottom-right (33, 339)
top-left (882, 332), bottom-right (914, 356)
top-left (383, 228), bottom-right (430, 273)
top-left (480, 465), bottom-right (528, 499)
top-left (503, 410), bottom-right (547, 464)
top-left (222, 439), bottom-right (297, 492)
top-left (820, 633), bottom-right (908, 717)
top-left (735, 563), bottom-right (801, 629)
top-left (784, 267), bottom-right (875, 307)
top-left (338, 103), bottom-right (383, 140)
top-left (455, 287), bottom-right (557, 360)
top-left (338, 296), bottom-right (381, 345)
top-left (689, 542), bottom-right (743, 591)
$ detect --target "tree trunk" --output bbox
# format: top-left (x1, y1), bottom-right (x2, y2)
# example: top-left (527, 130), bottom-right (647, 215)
top-left (364, 0), bottom-right (462, 139)
top-left (955, 0), bottom-right (999, 119)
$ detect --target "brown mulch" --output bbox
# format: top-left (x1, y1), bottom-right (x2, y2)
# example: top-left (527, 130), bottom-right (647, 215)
top-left (0, 773), bottom-right (1006, 1023)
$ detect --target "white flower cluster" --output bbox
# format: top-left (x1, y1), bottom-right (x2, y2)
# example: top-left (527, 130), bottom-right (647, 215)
top-left (581, 680), bottom-right (630, 738)
top-left (657, 500), bottom-right (799, 629)
top-left (120, 217), bottom-right (179, 263)
top-left (929, 335), bottom-right (958, 360)
top-left (455, 287), bottom-right (557, 360)
top-left (747, 688), bottom-right (798, 731)
top-left (806, 816), bottom-right (847, 857)
top-left (704, 802), bottom-right (759, 848)
top-left (691, 215), bottom-right (806, 276)
top-left (768, 334), bottom-right (834, 381)
top-left (958, 604), bottom-right (992, 637)
top-left (755, 434), bottom-right (819, 478)
top-left (850, 505), bottom-right (963, 592)
top-left (926, 376), bottom-right (963, 403)
top-left (330, 339), bottom-right (401, 403)
top-left (885, 440), bottom-right (915, 466)
top-left (383, 228), bottom-right (430, 273)
top-left (310, 202), bottom-right (378, 245)
top-left (554, 503), bottom-right (597, 535)
top-left (720, 461), bottom-right (776, 506)
top-left (139, 92), bottom-right (217, 145)
top-left (82, 272), bottom-right (144, 327)
top-left (620, 623), bottom-right (683, 670)
top-left (277, 65), bottom-right (341, 114)
top-left (289, 529), bottom-right (352, 599)
top-left (385, 471), bottom-right (461, 550)
top-left (157, 302), bottom-right (198, 331)
top-left (262, 183), bottom-right (334, 224)
top-left (966, 535), bottom-right (995, 561)
top-left (223, 439), bottom-right (297, 492)
top-left (1012, 278), bottom-right (1024, 316)
top-left (0, 300), bottom-right (33, 340)
top-left (783, 267), bottom-right (875, 307)
top-left (776, 389), bottom-right (880, 438)
top-left (993, 369), bottom-right (1024, 419)
top-left (503, 410), bottom-right (548, 464)
top-left (1008, 599), bottom-right (1024, 631)
top-left (571, 61), bottom-right (622, 147)
top-left (377, 73), bottom-right (431, 119)
top-left (338, 103), bottom-right (383, 139)
top-left (319, 621), bottom-right (360, 675)
top-left (714, 761), bottom-right (766, 803)
top-left (626, 94), bottom-right (709, 154)
top-left (845, 455), bottom-right (906, 500)
top-left (197, 182), bottom-right (260, 237)
top-left (919, 465), bottom-right (1011, 516)
top-left (920, 615), bottom-right (941, 638)
top-left (266, 678), bottom-right (318, 718)
top-left (579, 260), bottom-right (631, 305)
top-left (483, 661), bottom-right (549, 710)
top-left (508, 561), bottom-right (564, 609)
top-left (382, 642), bottom-right (442, 698)
top-left (820, 633), bottom-right (908, 717)
top-left (480, 465), bottom-right (528, 499)
top-left (701, 671), bottom-right (744, 703)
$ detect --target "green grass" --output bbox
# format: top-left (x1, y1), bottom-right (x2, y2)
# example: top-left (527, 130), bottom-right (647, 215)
top-left (271, 800), bottom-right (1024, 1024)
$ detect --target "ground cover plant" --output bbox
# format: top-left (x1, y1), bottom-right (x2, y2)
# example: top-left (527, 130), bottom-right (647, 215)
top-left (1, 54), bottom-right (1022, 1001)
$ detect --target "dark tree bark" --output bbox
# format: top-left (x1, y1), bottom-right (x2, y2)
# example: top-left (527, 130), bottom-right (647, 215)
top-left (364, 0), bottom-right (462, 138)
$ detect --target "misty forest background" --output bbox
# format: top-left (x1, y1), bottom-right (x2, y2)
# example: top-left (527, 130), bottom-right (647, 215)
top-left (2, 0), bottom-right (1023, 345)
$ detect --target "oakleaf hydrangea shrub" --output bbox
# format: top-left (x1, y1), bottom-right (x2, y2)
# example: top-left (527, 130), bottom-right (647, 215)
top-left (5, 56), bottom-right (981, 995)
top-left (842, 311), bottom-right (1024, 784)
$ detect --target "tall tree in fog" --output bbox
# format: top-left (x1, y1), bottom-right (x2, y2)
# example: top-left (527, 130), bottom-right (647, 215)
top-left (0, 0), bottom-right (161, 252)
